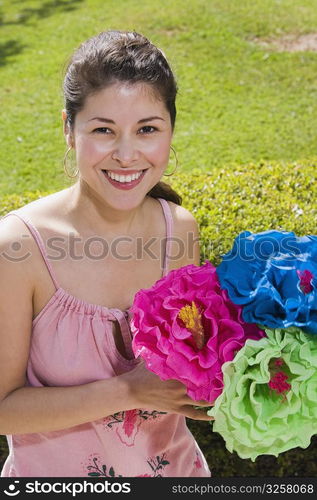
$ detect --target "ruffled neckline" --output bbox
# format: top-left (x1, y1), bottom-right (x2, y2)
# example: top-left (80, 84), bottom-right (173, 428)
top-left (33, 286), bottom-right (132, 326)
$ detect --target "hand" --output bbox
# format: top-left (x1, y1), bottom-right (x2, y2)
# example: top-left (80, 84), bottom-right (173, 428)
top-left (121, 361), bottom-right (214, 421)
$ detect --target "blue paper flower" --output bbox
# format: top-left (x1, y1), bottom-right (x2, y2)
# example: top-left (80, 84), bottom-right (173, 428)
top-left (216, 230), bottom-right (317, 334)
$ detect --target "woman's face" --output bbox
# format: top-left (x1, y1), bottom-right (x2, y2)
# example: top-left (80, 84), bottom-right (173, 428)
top-left (65, 82), bottom-right (173, 211)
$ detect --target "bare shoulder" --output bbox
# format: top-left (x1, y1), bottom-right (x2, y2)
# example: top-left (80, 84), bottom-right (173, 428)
top-left (0, 214), bottom-right (41, 297)
top-left (0, 212), bottom-right (36, 263)
top-left (166, 201), bottom-right (200, 267)
top-left (167, 201), bottom-right (200, 236)
top-left (11, 188), bottom-right (71, 224)
top-left (169, 201), bottom-right (198, 225)
top-left (0, 188), bottom-right (71, 280)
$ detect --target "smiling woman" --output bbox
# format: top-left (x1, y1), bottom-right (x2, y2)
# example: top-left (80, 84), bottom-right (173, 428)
top-left (0, 30), bottom-right (211, 478)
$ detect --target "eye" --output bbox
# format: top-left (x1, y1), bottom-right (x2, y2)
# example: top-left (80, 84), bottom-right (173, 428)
top-left (138, 125), bottom-right (157, 134)
top-left (92, 127), bottom-right (113, 134)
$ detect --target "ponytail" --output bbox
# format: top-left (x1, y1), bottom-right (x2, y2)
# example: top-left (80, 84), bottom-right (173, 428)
top-left (147, 181), bottom-right (182, 205)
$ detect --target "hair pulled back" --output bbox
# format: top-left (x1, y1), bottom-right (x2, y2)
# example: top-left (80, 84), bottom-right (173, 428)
top-left (63, 30), bottom-right (182, 205)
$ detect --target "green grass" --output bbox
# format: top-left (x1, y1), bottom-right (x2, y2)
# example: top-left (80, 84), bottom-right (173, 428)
top-left (1, 0), bottom-right (317, 196)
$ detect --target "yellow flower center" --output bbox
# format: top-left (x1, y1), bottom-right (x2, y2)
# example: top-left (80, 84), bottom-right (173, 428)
top-left (178, 301), bottom-right (205, 350)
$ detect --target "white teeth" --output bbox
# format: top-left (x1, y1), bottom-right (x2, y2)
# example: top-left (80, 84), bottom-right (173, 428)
top-left (105, 170), bottom-right (143, 183)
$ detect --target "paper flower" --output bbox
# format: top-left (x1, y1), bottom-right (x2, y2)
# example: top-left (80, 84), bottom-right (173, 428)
top-left (216, 230), bottom-right (317, 334)
top-left (208, 327), bottom-right (317, 460)
top-left (130, 260), bottom-right (265, 404)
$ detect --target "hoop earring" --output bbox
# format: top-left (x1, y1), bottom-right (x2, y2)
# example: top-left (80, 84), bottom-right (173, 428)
top-left (63, 146), bottom-right (79, 179)
top-left (163, 146), bottom-right (178, 177)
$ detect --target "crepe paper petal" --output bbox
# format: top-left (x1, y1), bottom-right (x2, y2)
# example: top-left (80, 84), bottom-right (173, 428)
top-left (130, 260), bottom-right (265, 404)
top-left (217, 230), bottom-right (317, 334)
top-left (208, 326), bottom-right (317, 460)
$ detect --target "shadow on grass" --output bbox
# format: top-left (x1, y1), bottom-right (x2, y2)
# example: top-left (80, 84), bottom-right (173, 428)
top-left (0, 40), bottom-right (26, 67)
top-left (187, 420), bottom-right (317, 477)
top-left (0, 0), bottom-right (84, 67)
top-left (0, 435), bottom-right (8, 471)
top-left (0, 0), bottom-right (84, 26)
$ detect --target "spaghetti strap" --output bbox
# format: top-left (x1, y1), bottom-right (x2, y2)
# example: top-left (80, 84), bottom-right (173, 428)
top-left (157, 198), bottom-right (173, 277)
top-left (1, 211), bottom-right (60, 291)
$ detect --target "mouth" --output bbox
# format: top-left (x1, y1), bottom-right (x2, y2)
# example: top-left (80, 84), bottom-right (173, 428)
top-left (101, 169), bottom-right (147, 190)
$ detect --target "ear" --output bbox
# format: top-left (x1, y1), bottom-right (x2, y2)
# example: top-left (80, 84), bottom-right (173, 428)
top-left (61, 109), bottom-right (74, 148)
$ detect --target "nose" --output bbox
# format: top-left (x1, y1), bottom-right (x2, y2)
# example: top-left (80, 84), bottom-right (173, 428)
top-left (111, 136), bottom-right (139, 166)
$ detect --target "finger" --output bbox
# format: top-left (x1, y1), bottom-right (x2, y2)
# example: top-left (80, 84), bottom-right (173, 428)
top-left (195, 400), bottom-right (214, 407)
top-left (179, 405), bottom-right (215, 421)
top-left (188, 412), bottom-right (214, 421)
top-left (181, 396), bottom-right (212, 407)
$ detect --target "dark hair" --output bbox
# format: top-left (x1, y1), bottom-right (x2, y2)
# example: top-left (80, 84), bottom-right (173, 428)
top-left (63, 30), bottom-right (182, 205)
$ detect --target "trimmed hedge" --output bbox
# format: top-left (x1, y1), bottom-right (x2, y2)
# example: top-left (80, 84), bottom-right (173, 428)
top-left (170, 159), bottom-right (317, 266)
top-left (0, 160), bottom-right (316, 476)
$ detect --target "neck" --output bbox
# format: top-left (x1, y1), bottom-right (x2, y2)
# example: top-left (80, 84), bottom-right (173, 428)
top-left (66, 179), bottom-right (147, 236)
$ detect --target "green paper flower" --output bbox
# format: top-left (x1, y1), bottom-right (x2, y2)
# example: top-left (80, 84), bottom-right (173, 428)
top-left (208, 327), bottom-right (317, 461)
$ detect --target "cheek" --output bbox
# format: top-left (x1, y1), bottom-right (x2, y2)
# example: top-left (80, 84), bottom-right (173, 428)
top-left (76, 137), bottom-right (111, 161)
top-left (145, 138), bottom-right (171, 166)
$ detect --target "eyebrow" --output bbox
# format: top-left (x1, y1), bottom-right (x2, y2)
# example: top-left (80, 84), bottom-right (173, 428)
top-left (88, 116), bottom-right (165, 123)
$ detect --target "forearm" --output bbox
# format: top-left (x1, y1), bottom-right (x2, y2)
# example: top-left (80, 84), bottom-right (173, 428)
top-left (0, 375), bottom-right (131, 435)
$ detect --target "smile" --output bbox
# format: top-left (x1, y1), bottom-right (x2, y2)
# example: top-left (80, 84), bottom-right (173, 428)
top-left (104, 170), bottom-right (145, 183)
top-left (101, 169), bottom-right (147, 190)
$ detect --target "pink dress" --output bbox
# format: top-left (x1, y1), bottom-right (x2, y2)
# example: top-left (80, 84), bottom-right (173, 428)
top-left (0, 197), bottom-right (211, 478)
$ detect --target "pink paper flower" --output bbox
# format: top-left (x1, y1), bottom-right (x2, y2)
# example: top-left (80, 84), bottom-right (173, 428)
top-left (130, 261), bottom-right (265, 403)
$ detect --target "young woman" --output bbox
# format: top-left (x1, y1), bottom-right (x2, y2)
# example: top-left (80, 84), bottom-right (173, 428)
top-left (0, 30), bottom-right (212, 477)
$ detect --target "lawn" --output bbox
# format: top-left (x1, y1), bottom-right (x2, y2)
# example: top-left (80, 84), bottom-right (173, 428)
top-left (0, 0), bottom-right (317, 196)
